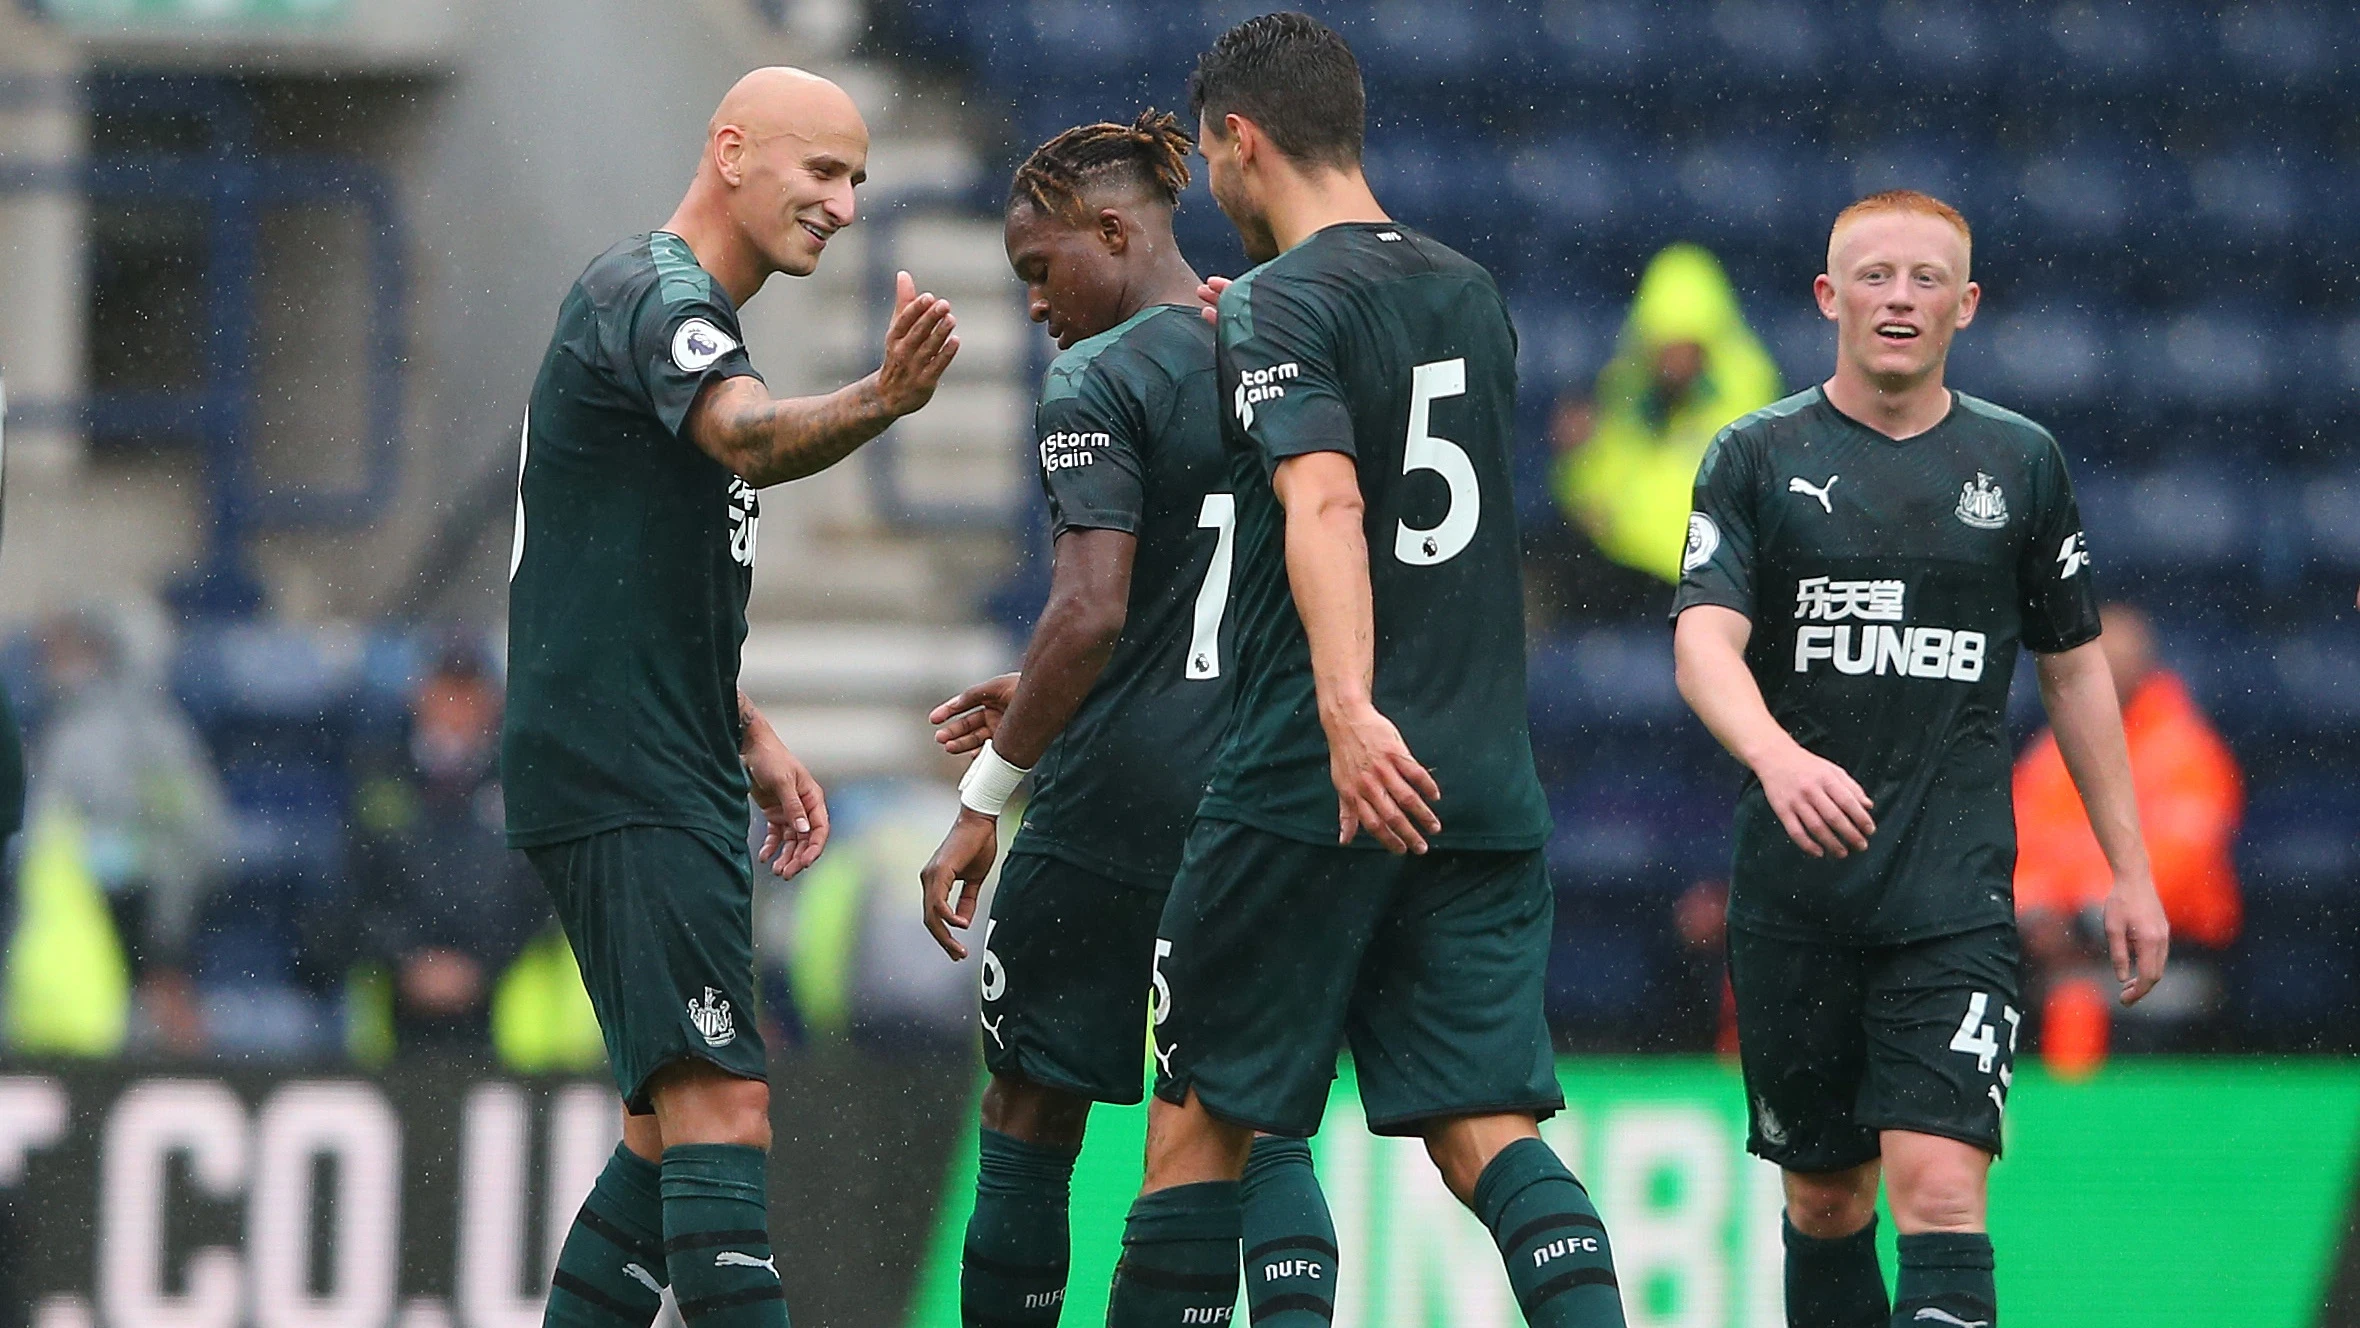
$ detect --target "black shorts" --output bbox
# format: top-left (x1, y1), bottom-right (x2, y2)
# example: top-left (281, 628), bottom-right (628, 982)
top-left (526, 825), bottom-right (767, 1113)
top-left (979, 851), bottom-right (1166, 1103)
top-left (1151, 818), bottom-right (1563, 1139)
top-left (1729, 922), bottom-right (2022, 1172)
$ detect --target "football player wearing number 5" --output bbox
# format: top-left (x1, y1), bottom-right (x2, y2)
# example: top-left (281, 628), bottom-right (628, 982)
top-left (919, 110), bottom-right (1336, 1328)
top-left (1671, 191), bottom-right (2169, 1328)
top-left (1098, 17), bottom-right (1629, 1328)
top-left (505, 68), bottom-right (956, 1328)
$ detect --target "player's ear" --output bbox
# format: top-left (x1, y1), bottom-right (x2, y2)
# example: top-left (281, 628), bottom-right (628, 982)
top-left (1813, 272), bottom-right (1839, 322)
top-left (713, 124), bottom-right (749, 187)
top-left (1097, 207), bottom-right (1128, 255)
top-left (1955, 280), bottom-right (1981, 328)
top-left (1225, 113), bottom-right (1256, 168)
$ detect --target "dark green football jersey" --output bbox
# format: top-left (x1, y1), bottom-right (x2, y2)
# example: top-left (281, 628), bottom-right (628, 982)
top-left (1673, 386), bottom-right (2103, 944)
top-left (503, 232), bottom-right (764, 849)
top-left (1012, 304), bottom-right (1233, 887)
top-left (1200, 222), bottom-right (1550, 851)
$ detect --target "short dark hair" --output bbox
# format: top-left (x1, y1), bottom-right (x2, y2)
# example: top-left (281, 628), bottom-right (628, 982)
top-left (1187, 11), bottom-right (1365, 171)
top-left (1009, 108), bottom-right (1194, 221)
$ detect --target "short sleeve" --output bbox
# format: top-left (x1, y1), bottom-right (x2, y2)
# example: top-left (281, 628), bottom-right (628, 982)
top-left (1035, 361), bottom-right (1147, 539)
top-left (1219, 270), bottom-right (1355, 466)
top-left (1670, 425), bottom-right (1763, 622)
top-left (626, 283), bottom-right (762, 440)
top-left (2018, 440), bottom-right (2103, 653)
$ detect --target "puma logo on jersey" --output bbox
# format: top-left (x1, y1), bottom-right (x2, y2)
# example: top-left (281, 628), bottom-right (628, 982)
top-left (1233, 362), bottom-right (1298, 428)
top-left (1788, 474), bottom-right (1839, 512)
top-left (623, 1263), bottom-right (662, 1294)
top-left (714, 1250), bottom-right (778, 1278)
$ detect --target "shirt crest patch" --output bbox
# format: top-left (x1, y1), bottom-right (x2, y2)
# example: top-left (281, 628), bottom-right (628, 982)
top-left (1955, 472), bottom-right (2010, 529)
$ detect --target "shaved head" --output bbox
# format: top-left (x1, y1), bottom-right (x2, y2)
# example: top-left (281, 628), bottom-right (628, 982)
top-left (688, 66), bottom-right (870, 283)
top-left (710, 66), bottom-right (863, 145)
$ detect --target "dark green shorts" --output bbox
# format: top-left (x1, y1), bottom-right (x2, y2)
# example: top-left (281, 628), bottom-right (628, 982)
top-left (525, 825), bottom-right (767, 1113)
top-left (1729, 922), bottom-right (2022, 1172)
top-left (979, 851), bottom-right (1164, 1103)
top-left (1151, 818), bottom-right (1563, 1138)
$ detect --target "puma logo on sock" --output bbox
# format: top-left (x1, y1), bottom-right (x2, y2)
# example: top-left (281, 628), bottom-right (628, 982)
top-left (623, 1262), bottom-right (662, 1294)
top-left (714, 1250), bottom-right (779, 1278)
top-left (1914, 1309), bottom-right (1989, 1328)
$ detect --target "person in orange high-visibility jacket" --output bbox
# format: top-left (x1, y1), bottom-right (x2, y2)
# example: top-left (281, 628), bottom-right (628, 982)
top-left (2012, 603), bottom-right (2242, 1063)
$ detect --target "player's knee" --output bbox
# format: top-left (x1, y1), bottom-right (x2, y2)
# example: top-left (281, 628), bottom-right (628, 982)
top-left (648, 1062), bottom-right (772, 1149)
top-left (1783, 1164), bottom-right (1879, 1238)
top-left (1883, 1150), bottom-right (1987, 1232)
top-left (980, 1072), bottom-right (1089, 1151)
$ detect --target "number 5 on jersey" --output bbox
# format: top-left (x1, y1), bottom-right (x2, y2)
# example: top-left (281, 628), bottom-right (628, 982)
top-left (1397, 358), bottom-right (1479, 566)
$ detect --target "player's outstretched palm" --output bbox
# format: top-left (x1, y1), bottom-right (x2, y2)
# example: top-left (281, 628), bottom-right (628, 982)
top-left (2104, 873), bottom-right (2170, 1006)
top-left (876, 270), bottom-right (960, 417)
top-left (929, 672), bottom-right (1019, 756)
top-left (746, 735), bottom-right (829, 880)
top-left (1756, 742), bottom-right (1876, 859)
top-left (1325, 700), bottom-right (1442, 854)
top-left (920, 810), bottom-right (997, 960)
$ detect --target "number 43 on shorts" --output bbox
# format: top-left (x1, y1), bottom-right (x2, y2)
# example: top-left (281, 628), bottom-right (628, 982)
top-left (1949, 991), bottom-right (2022, 1110)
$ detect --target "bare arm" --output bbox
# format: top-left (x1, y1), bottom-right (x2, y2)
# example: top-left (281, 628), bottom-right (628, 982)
top-left (917, 531), bottom-right (1135, 959)
top-left (1272, 450), bottom-right (1441, 854)
top-left (685, 271), bottom-right (957, 488)
top-left (2034, 642), bottom-right (2168, 1004)
top-left (1672, 605), bottom-right (1876, 858)
top-left (989, 530), bottom-right (1135, 767)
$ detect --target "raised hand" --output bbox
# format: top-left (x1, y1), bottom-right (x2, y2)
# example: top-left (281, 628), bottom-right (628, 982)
top-left (920, 810), bottom-right (998, 960)
top-left (1324, 700), bottom-right (1442, 854)
top-left (929, 672), bottom-right (1019, 756)
top-left (876, 270), bottom-right (960, 417)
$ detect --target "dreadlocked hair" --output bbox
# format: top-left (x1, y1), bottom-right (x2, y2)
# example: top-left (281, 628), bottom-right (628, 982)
top-left (1008, 108), bottom-right (1193, 222)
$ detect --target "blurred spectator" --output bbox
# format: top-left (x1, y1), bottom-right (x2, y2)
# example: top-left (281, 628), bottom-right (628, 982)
top-left (1533, 243), bottom-right (1781, 622)
top-left (17, 602), bottom-right (228, 1053)
top-left (346, 637), bottom-right (550, 1053)
top-left (2013, 603), bottom-right (2244, 1063)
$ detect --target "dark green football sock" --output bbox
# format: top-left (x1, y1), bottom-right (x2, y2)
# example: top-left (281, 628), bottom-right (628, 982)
top-left (661, 1144), bottom-right (788, 1326)
top-left (1105, 1181), bottom-right (1241, 1328)
top-left (1892, 1231), bottom-right (1995, 1328)
top-left (1241, 1138), bottom-right (1336, 1326)
top-left (1785, 1214), bottom-right (1889, 1328)
top-left (1472, 1138), bottom-right (1626, 1328)
top-left (961, 1129), bottom-right (1078, 1326)
top-left (546, 1142), bottom-right (669, 1326)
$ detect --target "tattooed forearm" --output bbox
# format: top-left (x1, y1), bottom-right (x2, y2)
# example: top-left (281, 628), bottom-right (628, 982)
top-left (694, 374), bottom-right (896, 487)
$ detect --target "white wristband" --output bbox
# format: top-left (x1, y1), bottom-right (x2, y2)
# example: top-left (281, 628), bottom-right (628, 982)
top-left (958, 740), bottom-right (1031, 816)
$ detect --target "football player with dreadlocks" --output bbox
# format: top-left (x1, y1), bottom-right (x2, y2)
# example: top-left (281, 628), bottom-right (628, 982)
top-left (919, 110), bottom-right (1339, 1328)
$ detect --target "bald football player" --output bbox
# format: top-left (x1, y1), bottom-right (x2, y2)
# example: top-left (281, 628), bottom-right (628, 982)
top-left (505, 67), bottom-right (957, 1328)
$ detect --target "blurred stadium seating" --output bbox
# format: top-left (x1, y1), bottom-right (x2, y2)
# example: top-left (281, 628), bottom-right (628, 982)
top-left (872, 0), bottom-right (2360, 1048)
